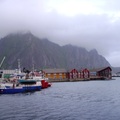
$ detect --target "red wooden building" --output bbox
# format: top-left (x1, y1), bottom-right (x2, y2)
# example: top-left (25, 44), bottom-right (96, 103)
top-left (79, 68), bottom-right (90, 79)
top-left (90, 66), bottom-right (112, 79)
top-left (67, 68), bottom-right (90, 80)
top-left (67, 69), bottom-right (79, 79)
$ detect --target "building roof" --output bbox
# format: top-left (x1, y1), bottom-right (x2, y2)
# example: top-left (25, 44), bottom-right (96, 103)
top-left (89, 66), bottom-right (112, 72)
top-left (2, 70), bottom-right (15, 74)
top-left (43, 68), bottom-right (67, 73)
top-left (67, 68), bottom-right (78, 72)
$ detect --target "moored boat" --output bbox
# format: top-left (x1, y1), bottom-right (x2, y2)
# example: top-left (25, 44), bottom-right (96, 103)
top-left (0, 80), bottom-right (42, 94)
top-left (29, 72), bottom-right (52, 89)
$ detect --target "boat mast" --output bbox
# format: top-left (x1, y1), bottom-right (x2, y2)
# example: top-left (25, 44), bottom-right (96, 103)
top-left (18, 59), bottom-right (21, 74)
top-left (32, 57), bottom-right (34, 72)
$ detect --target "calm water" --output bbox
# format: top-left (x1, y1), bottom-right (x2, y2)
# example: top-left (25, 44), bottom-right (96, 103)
top-left (0, 78), bottom-right (120, 120)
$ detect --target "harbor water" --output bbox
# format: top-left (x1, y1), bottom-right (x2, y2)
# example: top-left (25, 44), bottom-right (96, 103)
top-left (1, 77), bottom-right (120, 120)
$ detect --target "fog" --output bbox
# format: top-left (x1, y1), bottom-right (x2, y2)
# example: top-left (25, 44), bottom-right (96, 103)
top-left (0, 0), bottom-right (120, 67)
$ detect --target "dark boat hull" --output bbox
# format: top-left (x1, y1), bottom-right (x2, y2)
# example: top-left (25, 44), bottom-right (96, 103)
top-left (0, 86), bottom-right (41, 94)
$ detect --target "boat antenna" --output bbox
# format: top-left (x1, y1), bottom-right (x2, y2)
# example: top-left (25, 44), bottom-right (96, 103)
top-left (18, 59), bottom-right (21, 74)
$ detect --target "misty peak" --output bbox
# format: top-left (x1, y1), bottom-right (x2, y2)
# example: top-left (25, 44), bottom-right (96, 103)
top-left (6, 31), bottom-right (32, 37)
top-left (89, 49), bottom-right (98, 54)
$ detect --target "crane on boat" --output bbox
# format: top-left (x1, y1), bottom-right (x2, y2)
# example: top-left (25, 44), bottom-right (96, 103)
top-left (0, 56), bottom-right (6, 69)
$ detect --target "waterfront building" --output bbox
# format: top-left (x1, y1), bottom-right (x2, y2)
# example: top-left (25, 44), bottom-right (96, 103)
top-left (43, 68), bottom-right (67, 81)
top-left (90, 66), bottom-right (112, 80)
top-left (67, 68), bottom-right (79, 80)
top-left (79, 68), bottom-right (90, 79)
top-left (67, 68), bottom-right (90, 81)
top-left (0, 70), bottom-right (14, 78)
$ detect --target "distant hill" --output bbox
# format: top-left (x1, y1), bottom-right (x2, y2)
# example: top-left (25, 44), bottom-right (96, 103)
top-left (0, 32), bottom-right (111, 71)
top-left (111, 67), bottom-right (120, 74)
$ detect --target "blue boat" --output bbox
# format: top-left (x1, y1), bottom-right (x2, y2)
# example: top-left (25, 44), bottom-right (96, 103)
top-left (0, 80), bottom-right (42, 94)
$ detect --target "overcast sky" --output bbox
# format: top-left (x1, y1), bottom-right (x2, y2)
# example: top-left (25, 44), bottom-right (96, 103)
top-left (0, 0), bottom-right (120, 67)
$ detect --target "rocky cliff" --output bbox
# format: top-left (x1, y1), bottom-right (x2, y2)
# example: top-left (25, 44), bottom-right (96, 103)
top-left (0, 32), bottom-right (111, 70)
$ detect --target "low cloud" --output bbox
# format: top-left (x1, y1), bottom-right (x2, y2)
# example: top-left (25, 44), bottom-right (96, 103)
top-left (0, 0), bottom-right (120, 67)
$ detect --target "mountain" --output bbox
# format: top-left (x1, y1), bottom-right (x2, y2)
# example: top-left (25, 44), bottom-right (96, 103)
top-left (0, 32), bottom-right (111, 70)
top-left (62, 45), bottom-right (110, 69)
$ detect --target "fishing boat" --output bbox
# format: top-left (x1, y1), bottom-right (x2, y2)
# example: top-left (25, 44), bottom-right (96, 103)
top-left (32, 76), bottom-right (51, 88)
top-left (25, 70), bottom-right (52, 89)
top-left (0, 79), bottom-right (42, 94)
top-left (19, 76), bottom-right (51, 89)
